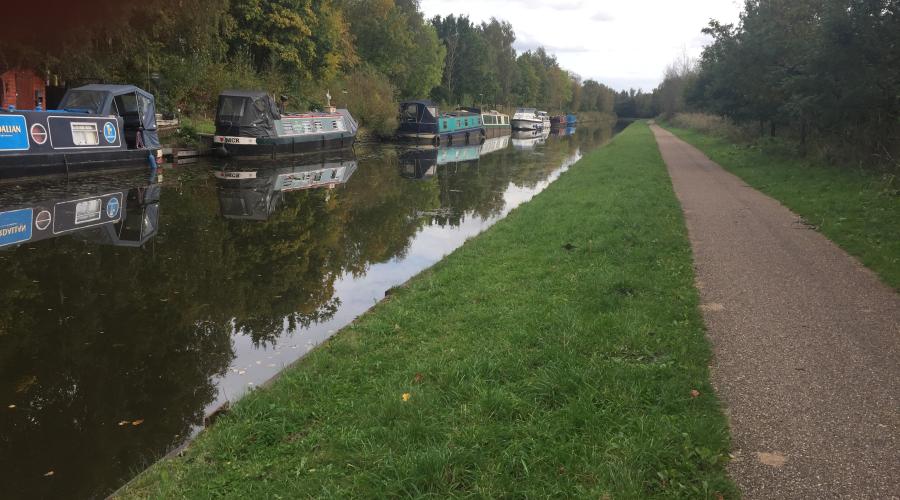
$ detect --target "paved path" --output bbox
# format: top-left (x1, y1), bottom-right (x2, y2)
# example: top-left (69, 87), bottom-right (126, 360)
top-left (650, 125), bottom-right (899, 499)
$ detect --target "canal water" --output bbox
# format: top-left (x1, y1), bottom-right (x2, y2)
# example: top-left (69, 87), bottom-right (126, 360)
top-left (0, 121), bottom-right (621, 498)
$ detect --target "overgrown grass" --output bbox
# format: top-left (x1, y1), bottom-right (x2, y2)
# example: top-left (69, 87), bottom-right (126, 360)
top-left (121, 123), bottom-right (736, 498)
top-left (662, 124), bottom-right (900, 290)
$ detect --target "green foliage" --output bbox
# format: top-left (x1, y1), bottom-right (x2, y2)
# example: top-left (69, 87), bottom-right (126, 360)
top-left (329, 65), bottom-right (399, 136)
top-left (685, 0), bottom-right (900, 163)
top-left (121, 123), bottom-right (736, 499)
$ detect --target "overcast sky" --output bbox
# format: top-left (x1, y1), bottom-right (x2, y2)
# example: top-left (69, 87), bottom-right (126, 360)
top-left (419, 0), bottom-right (744, 91)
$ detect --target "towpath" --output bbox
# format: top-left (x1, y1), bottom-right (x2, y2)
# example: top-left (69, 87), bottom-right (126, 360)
top-left (649, 124), bottom-right (899, 499)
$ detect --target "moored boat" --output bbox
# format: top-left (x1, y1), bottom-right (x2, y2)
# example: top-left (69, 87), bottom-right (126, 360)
top-left (213, 91), bottom-right (358, 158)
top-left (0, 84), bottom-right (160, 180)
top-left (396, 101), bottom-right (485, 144)
top-left (511, 108), bottom-right (543, 131)
top-left (537, 111), bottom-right (551, 130)
top-left (511, 128), bottom-right (550, 150)
top-left (550, 115), bottom-right (567, 128)
top-left (566, 114), bottom-right (577, 126)
top-left (459, 108), bottom-right (510, 138)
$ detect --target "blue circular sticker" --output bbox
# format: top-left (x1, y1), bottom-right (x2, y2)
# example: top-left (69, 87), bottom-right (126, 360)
top-left (103, 122), bottom-right (118, 144)
top-left (106, 197), bottom-right (120, 218)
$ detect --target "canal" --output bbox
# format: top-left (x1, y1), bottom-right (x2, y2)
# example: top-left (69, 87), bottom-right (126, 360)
top-left (0, 121), bottom-right (622, 498)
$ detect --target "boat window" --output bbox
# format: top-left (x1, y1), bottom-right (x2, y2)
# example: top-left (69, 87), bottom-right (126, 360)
top-left (400, 103), bottom-right (419, 123)
top-left (217, 96), bottom-right (247, 122)
top-left (443, 120), bottom-right (448, 129)
top-left (61, 90), bottom-right (106, 114)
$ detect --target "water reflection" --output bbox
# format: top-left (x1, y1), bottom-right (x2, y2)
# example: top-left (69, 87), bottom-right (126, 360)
top-left (0, 121), bottom-right (618, 498)
top-left (511, 128), bottom-right (551, 150)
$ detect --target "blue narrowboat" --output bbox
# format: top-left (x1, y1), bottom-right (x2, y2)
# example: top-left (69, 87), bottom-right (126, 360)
top-left (566, 114), bottom-right (577, 126)
top-left (213, 90), bottom-right (358, 158)
top-left (0, 84), bottom-right (160, 180)
top-left (396, 101), bottom-right (485, 145)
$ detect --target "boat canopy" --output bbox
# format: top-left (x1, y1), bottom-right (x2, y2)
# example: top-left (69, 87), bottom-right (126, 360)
top-left (399, 100), bottom-right (439, 124)
top-left (57, 84), bottom-right (160, 149)
top-left (216, 90), bottom-right (281, 138)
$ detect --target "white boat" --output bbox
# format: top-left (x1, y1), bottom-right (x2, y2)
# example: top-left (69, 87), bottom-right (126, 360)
top-left (511, 129), bottom-right (550, 150)
top-left (536, 111), bottom-right (551, 130)
top-left (511, 108), bottom-right (544, 131)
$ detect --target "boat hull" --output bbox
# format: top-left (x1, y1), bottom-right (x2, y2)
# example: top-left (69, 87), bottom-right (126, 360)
top-left (511, 119), bottom-right (543, 131)
top-left (214, 132), bottom-right (356, 158)
top-left (0, 149), bottom-right (156, 181)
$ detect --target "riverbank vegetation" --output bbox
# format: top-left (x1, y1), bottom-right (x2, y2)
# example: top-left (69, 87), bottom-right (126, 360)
top-left (121, 122), bottom-right (735, 498)
top-left (3, 0), bottom-right (617, 136)
top-left (644, 1), bottom-right (899, 167)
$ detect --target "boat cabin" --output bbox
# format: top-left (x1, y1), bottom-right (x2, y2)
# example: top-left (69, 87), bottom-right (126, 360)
top-left (397, 100), bottom-right (440, 137)
top-left (57, 84), bottom-right (160, 149)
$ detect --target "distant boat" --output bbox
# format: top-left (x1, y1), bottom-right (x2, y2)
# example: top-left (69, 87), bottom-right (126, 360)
top-left (566, 114), bottom-right (577, 126)
top-left (511, 108), bottom-right (543, 131)
top-left (0, 84), bottom-right (160, 180)
top-left (213, 90), bottom-right (358, 158)
top-left (396, 100), bottom-right (485, 144)
top-left (537, 111), bottom-right (551, 130)
top-left (550, 115), bottom-right (567, 128)
top-left (459, 107), bottom-right (510, 138)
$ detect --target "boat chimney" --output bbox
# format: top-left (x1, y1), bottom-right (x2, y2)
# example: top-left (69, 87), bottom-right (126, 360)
top-left (325, 90), bottom-right (336, 113)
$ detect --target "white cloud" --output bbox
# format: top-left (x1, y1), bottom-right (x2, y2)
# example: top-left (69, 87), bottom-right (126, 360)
top-left (419, 0), bottom-right (743, 91)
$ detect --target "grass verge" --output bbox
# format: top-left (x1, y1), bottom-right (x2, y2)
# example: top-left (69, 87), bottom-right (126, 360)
top-left (662, 124), bottom-right (900, 290)
top-left (122, 122), bottom-right (736, 498)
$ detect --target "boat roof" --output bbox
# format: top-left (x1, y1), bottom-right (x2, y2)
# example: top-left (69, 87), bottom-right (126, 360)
top-left (220, 90), bottom-right (270, 98)
top-left (401, 100), bottom-right (437, 107)
top-left (72, 84), bottom-right (153, 98)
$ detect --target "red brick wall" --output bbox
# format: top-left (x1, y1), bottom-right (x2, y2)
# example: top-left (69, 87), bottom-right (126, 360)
top-left (1, 69), bottom-right (46, 110)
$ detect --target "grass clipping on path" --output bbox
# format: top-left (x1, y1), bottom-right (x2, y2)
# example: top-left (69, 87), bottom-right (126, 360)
top-left (663, 124), bottom-right (900, 291)
top-left (124, 123), bottom-right (736, 498)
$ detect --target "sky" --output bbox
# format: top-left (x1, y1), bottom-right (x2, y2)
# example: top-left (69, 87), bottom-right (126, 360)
top-left (419, 0), bottom-right (744, 92)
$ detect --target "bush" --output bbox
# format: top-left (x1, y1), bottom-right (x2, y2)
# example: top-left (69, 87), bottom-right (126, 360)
top-left (328, 65), bottom-right (398, 137)
top-left (670, 113), bottom-right (746, 142)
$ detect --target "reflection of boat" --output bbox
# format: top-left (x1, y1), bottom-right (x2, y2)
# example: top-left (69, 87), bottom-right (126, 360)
top-left (396, 101), bottom-right (485, 144)
top-left (550, 126), bottom-right (577, 137)
top-left (398, 143), bottom-right (483, 180)
top-left (0, 84), bottom-right (160, 179)
top-left (0, 171), bottom-right (160, 249)
top-left (214, 156), bottom-right (357, 220)
top-left (479, 135), bottom-right (510, 156)
top-left (511, 129), bottom-right (551, 150)
top-left (213, 91), bottom-right (358, 158)
top-left (550, 115), bottom-right (567, 128)
top-left (567, 114), bottom-right (577, 126)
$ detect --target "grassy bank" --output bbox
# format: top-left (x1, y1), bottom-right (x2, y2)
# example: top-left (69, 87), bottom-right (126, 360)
top-left (662, 124), bottom-right (900, 290)
top-left (123, 123), bottom-right (736, 498)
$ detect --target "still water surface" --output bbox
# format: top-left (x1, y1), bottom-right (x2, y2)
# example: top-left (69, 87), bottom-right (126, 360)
top-left (0, 122), bottom-right (620, 498)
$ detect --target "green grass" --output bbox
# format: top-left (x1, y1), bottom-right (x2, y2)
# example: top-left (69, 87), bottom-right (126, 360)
top-left (178, 115), bottom-right (216, 135)
top-left (662, 124), bottom-right (900, 291)
top-left (122, 123), bottom-right (736, 499)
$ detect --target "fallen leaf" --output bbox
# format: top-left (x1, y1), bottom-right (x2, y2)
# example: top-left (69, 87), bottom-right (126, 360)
top-left (118, 421), bottom-right (130, 426)
top-left (44, 471), bottom-right (54, 477)
top-left (690, 389), bottom-right (701, 398)
top-left (413, 373), bottom-right (424, 383)
top-left (131, 419), bottom-right (144, 426)
top-left (401, 393), bottom-right (411, 402)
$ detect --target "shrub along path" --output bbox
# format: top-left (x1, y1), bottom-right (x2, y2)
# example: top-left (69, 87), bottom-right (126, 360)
top-left (122, 122), bottom-right (736, 498)
top-left (650, 124), bottom-right (900, 499)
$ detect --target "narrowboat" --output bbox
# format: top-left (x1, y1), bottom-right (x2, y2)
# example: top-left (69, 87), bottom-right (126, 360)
top-left (213, 90), bottom-right (358, 158)
top-left (550, 115), bottom-right (567, 128)
top-left (0, 84), bottom-right (160, 180)
top-left (459, 107), bottom-right (510, 138)
top-left (397, 101), bottom-right (485, 144)
top-left (566, 114), bottom-right (577, 126)
top-left (511, 108), bottom-right (542, 131)
top-left (214, 155), bottom-right (357, 220)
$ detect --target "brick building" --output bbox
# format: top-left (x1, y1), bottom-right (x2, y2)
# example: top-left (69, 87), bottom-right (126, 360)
top-left (1, 69), bottom-right (46, 110)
